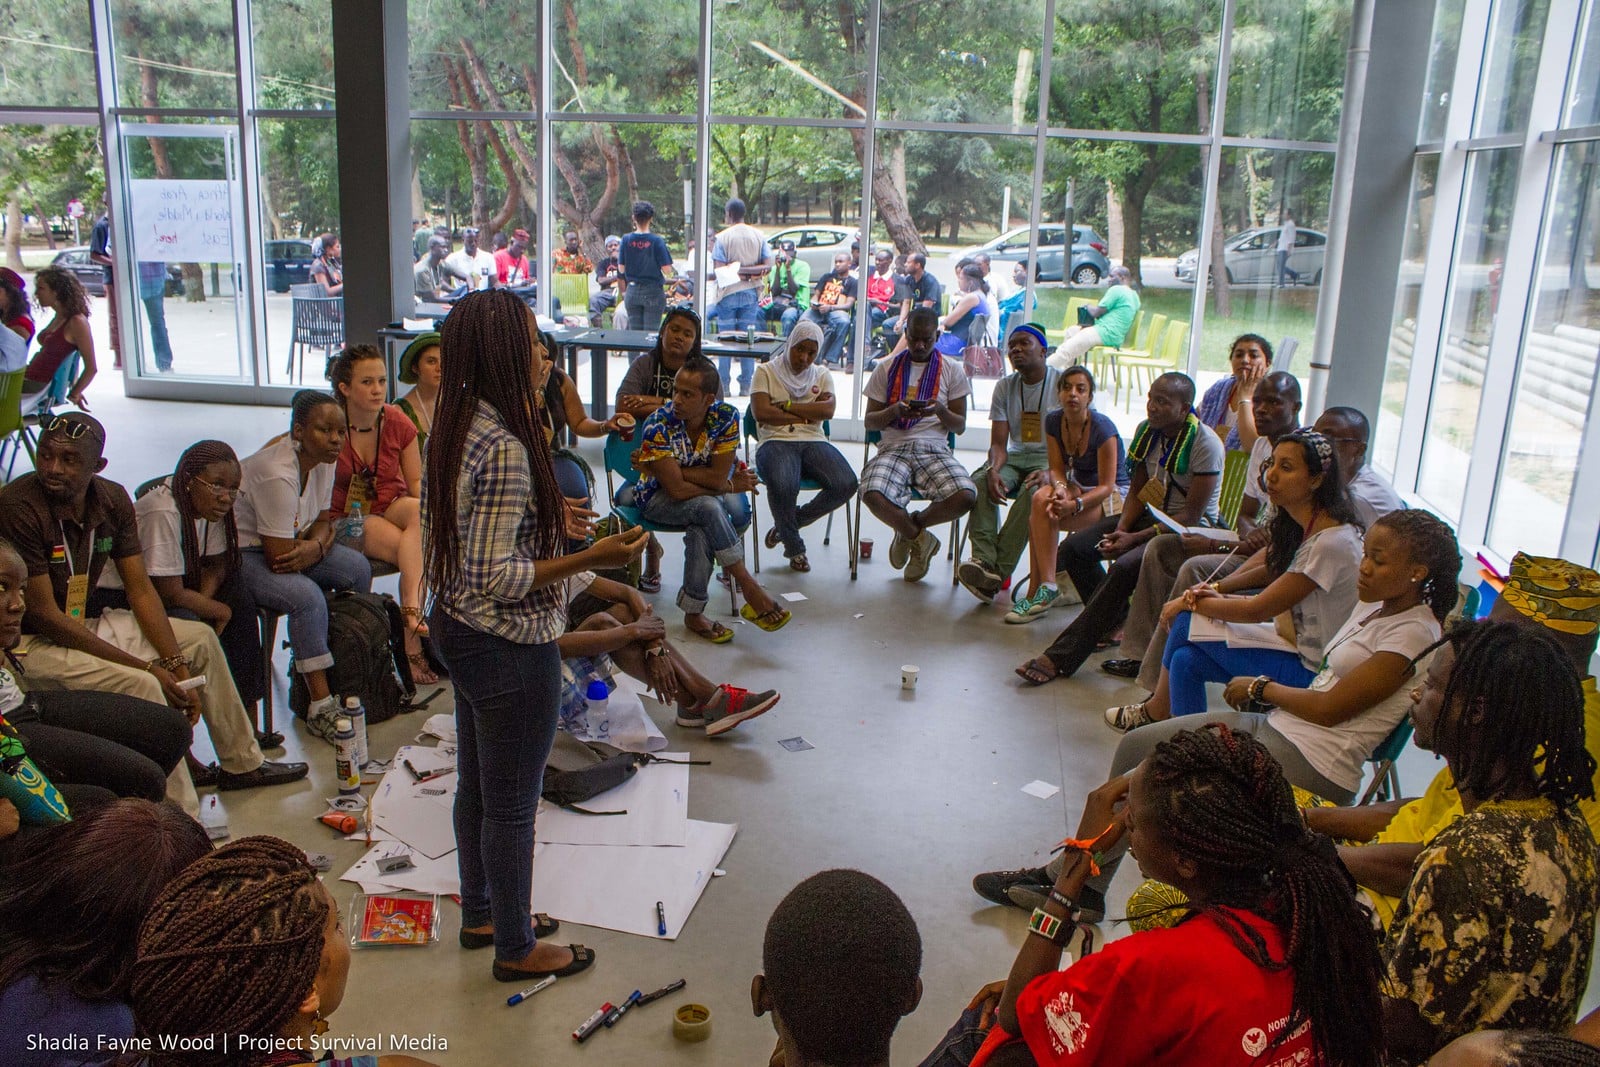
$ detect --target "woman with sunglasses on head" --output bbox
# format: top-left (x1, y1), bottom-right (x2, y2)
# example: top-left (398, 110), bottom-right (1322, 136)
top-left (25, 267), bottom-right (96, 410)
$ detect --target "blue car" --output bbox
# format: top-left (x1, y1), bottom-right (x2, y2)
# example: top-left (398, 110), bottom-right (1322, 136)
top-left (954, 225), bottom-right (1112, 285)
top-left (265, 239), bottom-right (315, 292)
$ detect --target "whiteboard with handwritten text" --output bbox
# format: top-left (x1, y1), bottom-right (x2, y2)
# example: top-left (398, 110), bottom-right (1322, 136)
top-left (129, 179), bottom-right (235, 263)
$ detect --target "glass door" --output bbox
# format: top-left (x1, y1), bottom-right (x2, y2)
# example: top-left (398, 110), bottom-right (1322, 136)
top-left (117, 123), bottom-right (252, 383)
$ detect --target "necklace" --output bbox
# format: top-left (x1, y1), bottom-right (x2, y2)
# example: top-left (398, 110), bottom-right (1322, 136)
top-left (412, 393), bottom-right (436, 432)
top-left (1060, 408), bottom-right (1091, 459)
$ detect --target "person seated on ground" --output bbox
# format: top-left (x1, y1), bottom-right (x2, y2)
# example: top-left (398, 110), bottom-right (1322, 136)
top-left (1104, 429), bottom-right (1363, 732)
top-left (750, 321), bottom-right (858, 573)
top-left (755, 869), bottom-right (922, 1067)
top-left (881, 252), bottom-right (942, 354)
top-left (1428, 1029), bottom-right (1600, 1067)
top-left (1196, 333), bottom-right (1272, 451)
top-left (587, 234), bottom-right (623, 325)
top-left (0, 799), bottom-right (212, 1067)
top-left (801, 253), bottom-right (858, 369)
top-left (326, 346), bottom-right (436, 685)
top-left (235, 391), bottom-right (374, 743)
top-left (0, 536), bottom-right (191, 804)
top-left (667, 275), bottom-right (695, 310)
top-left (309, 233), bottom-right (344, 297)
top-left (1313, 406), bottom-right (1403, 527)
top-left (97, 440), bottom-right (272, 744)
top-left (947, 724), bottom-right (1384, 1067)
top-left (1100, 371), bottom-right (1302, 681)
top-left (1379, 619), bottom-right (1598, 1064)
top-left (495, 227), bottom-right (534, 291)
top-left (0, 414), bottom-right (304, 809)
top-left (763, 240), bottom-right (811, 337)
top-left (861, 307), bottom-right (975, 584)
top-left (413, 234), bottom-right (454, 304)
top-left (23, 267), bottom-right (95, 406)
top-left (957, 325), bottom-right (1061, 603)
top-left (560, 571), bottom-right (780, 736)
top-left (1015, 372), bottom-right (1223, 686)
top-left (1303, 553), bottom-right (1600, 931)
top-left (1048, 265), bottom-right (1140, 370)
top-left (1005, 362), bottom-right (1129, 623)
top-left (128, 836), bottom-right (441, 1067)
top-left (633, 355), bottom-right (791, 641)
top-left (996, 263), bottom-right (1034, 341)
top-left (0, 268), bottom-right (34, 344)
top-left (394, 332), bottom-right (441, 451)
top-left (979, 508), bottom-right (1460, 922)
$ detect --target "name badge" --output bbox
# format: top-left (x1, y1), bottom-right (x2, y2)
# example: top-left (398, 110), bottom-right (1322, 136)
top-left (65, 573), bottom-right (90, 626)
top-left (1019, 411), bottom-right (1042, 443)
top-left (1137, 476), bottom-right (1167, 509)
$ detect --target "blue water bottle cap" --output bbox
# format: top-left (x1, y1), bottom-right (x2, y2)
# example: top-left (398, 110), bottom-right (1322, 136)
top-left (585, 680), bottom-right (609, 701)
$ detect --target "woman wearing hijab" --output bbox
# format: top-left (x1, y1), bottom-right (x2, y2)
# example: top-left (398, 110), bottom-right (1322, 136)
top-left (750, 320), bottom-right (858, 572)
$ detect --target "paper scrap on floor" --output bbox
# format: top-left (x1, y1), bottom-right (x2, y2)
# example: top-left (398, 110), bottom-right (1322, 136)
top-left (1021, 780), bottom-right (1060, 800)
top-left (370, 757), bottom-right (459, 860)
top-left (537, 755), bottom-right (689, 847)
top-left (419, 714), bottom-right (457, 744)
top-left (342, 841), bottom-right (460, 897)
top-left (780, 591), bottom-right (808, 602)
top-left (532, 820), bottom-right (737, 939)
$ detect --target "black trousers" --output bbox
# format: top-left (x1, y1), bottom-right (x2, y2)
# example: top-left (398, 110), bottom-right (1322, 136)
top-left (10, 689), bottom-right (191, 801)
top-left (1043, 516), bottom-right (1154, 678)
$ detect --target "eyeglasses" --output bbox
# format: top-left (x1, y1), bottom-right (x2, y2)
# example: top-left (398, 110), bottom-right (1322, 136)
top-left (42, 416), bottom-right (104, 446)
top-left (190, 476), bottom-right (240, 500)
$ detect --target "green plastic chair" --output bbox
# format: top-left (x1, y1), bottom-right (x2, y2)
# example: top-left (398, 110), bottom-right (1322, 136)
top-left (1216, 449), bottom-right (1251, 531)
top-left (0, 369), bottom-right (36, 481)
top-left (550, 273), bottom-right (591, 325)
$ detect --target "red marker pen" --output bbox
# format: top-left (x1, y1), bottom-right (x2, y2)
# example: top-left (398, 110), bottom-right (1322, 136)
top-left (573, 1003), bottom-right (613, 1042)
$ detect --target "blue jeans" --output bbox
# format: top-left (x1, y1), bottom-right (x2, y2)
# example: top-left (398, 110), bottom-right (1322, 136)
top-left (624, 281), bottom-right (667, 332)
top-left (803, 307), bottom-right (852, 366)
top-left (552, 451), bottom-right (592, 553)
top-left (1162, 611), bottom-right (1315, 717)
top-left (754, 439), bottom-right (858, 558)
top-left (240, 545), bottom-right (372, 674)
top-left (143, 294), bottom-right (172, 371)
top-left (430, 608), bottom-right (560, 962)
top-left (714, 290), bottom-right (763, 392)
top-left (640, 491), bottom-right (751, 614)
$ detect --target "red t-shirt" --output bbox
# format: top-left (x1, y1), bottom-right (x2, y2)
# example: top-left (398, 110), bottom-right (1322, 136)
top-left (333, 404), bottom-right (418, 517)
top-left (997, 909), bottom-right (1317, 1067)
top-left (866, 273), bottom-right (896, 310)
top-left (495, 249), bottom-right (531, 285)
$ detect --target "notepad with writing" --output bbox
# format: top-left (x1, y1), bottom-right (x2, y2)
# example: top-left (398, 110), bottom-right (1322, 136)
top-left (1147, 505), bottom-right (1238, 541)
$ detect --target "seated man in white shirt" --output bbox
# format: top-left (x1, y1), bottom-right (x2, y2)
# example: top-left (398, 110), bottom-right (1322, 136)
top-left (1314, 406), bottom-right (1403, 527)
top-left (443, 226), bottom-right (498, 296)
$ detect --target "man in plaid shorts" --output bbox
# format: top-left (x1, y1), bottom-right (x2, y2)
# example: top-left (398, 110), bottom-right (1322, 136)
top-left (860, 307), bottom-right (975, 582)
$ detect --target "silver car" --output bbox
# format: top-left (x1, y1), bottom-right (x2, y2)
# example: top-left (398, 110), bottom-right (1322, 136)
top-left (954, 224), bottom-right (1112, 285)
top-left (766, 226), bottom-right (856, 278)
top-left (1175, 226), bottom-right (1326, 285)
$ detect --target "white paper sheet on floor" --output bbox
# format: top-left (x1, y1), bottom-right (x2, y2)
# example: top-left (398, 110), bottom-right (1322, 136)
top-left (566, 674), bottom-right (668, 753)
top-left (536, 755), bottom-right (689, 847)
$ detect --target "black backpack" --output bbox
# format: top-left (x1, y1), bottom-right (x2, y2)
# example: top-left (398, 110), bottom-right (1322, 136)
top-left (289, 591), bottom-right (416, 725)
top-left (541, 734), bottom-right (706, 814)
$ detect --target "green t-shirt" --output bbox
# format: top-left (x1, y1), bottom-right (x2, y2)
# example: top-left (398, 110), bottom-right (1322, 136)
top-left (1096, 284), bottom-right (1140, 346)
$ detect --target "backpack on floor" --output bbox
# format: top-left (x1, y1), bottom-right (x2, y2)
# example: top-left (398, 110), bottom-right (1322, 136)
top-left (541, 734), bottom-right (705, 814)
top-left (289, 591), bottom-right (416, 726)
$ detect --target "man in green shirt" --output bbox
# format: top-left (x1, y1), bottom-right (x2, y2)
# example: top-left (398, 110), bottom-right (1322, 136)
top-left (764, 240), bottom-right (811, 335)
top-left (1050, 265), bottom-right (1140, 369)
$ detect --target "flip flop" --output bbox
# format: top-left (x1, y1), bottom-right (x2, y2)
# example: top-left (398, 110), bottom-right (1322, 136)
top-left (688, 619), bottom-right (735, 644)
top-left (1014, 657), bottom-right (1059, 687)
top-left (765, 528), bottom-right (782, 550)
top-left (492, 944), bottom-right (595, 982)
top-left (789, 554), bottom-right (811, 573)
top-left (638, 572), bottom-right (662, 594)
top-left (740, 603), bottom-right (792, 632)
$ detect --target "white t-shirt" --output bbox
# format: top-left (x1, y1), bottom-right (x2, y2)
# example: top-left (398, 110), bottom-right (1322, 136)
top-left (712, 222), bottom-right (768, 298)
top-left (864, 355), bottom-right (971, 449)
top-left (1241, 433), bottom-right (1275, 526)
top-left (1285, 523), bottom-right (1364, 670)
top-left (99, 480), bottom-right (229, 590)
top-left (1278, 220), bottom-right (1296, 252)
top-left (751, 363), bottom-right (835, 444)
top-left (1347, 465), bottom-right (1404, 528)
top-left (235, 436), bottom-right (335, 549)
top-left (989, 368), bottom-right (1060, 455)
top-left (1270, 602), bottom-right (1440, 792)
top-left (445, 249), bottom-right (497, 291)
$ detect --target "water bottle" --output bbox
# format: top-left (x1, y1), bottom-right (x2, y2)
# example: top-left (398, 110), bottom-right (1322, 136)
top-left (334, 717), bottom-right (361, 795)
top-left (344, 502), bottom-right (365, 543)
top-left (584, 679), bottom-right (610, 739)
top-left (344, 695), bottom-right (368, 770)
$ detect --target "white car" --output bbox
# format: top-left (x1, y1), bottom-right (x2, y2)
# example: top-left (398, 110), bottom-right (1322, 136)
top-left (766, 226), bottom-right (856, 277)
top-left (1175, 226), bottom-right (1326, 285)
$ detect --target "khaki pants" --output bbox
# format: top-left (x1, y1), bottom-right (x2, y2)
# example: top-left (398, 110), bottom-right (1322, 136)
top-left (18, 612), bottom-right (264, 814)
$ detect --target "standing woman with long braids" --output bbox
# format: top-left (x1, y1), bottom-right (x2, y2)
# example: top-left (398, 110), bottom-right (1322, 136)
top-left (423, 289), bottom-right (647, 982)
top-left (954, 723), bottom-right (1384, 1067)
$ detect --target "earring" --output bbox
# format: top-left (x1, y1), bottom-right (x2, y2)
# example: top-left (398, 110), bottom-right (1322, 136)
top-left (311, 1009), bottom-right (329, 1038)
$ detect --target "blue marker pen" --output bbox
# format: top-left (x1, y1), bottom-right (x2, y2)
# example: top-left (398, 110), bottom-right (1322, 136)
top-left (507, 975), bottom-right (556, 1006)
top-left (604, 990), bottom-right (643, 1027)
top-left (656, 900), bottom-right (667, 936)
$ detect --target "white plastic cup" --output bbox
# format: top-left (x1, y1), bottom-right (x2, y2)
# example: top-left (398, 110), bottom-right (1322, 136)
top-left (900, 664), bottom-right (919, 691)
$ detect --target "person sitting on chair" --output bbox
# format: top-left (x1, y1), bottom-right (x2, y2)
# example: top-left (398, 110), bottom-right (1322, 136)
top-left (860, 308), bottom-right (974, 584)
top-left (24, 267), bottom-right (95, 408)
top-left (1048, 265), bottom-right (1140, 370)
top-left (633, 355), bottom-right (791, 642)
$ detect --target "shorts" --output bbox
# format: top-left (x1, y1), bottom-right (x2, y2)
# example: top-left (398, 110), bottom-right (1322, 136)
top-left (860, 440), bottom-right (976, 509)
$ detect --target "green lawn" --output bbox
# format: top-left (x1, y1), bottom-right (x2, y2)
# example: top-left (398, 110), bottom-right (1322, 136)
top-left (1035, 285), bottom-right (1321, 377)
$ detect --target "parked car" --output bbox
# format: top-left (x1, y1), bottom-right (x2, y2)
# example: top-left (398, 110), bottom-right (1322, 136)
top-left (954, 224), bottom-right (1111, 285)
top-left (265, 238), bottom-right (315, 292)
top-left (766, 226), bottom-right (857, 277)
top-left (49, 247), bottom-right (184, 297)
top-left (1174, 226), bottom-right (1327, 285)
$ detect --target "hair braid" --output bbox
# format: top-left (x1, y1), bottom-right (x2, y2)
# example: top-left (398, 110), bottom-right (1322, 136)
top-left (172, 441), bottom-right (241, 591)
top-left (1437, 620), bottom-right (1595, 809)
top-left (130, 837), bottom-right (328, 1067)
top-left (1500, 1031), bottom-right (1600, 1065)
top-left (1145, 725), bottom-right (1385, 1067)
top-left (1370, 508), bottom-right (1462, 622)
top-left (424, 289), bottom-right (567, 600)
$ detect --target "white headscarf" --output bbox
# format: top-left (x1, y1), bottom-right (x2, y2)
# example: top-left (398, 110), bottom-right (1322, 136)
top-left (767, 319), bottom-right (827, 399)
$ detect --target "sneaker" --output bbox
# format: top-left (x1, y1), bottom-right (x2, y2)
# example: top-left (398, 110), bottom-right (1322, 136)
top-left (704, 685), bottom-right (780, 737)
top-left (675, 703), bottom-right (707, 728)
top-left (1004, 586), bottom-right (1060, 624)
top-left (973, 865), bottom-right (1050, 908)
top-left (1100, 658), bottom-right (1142, 679)
top-left (1006, 880), bottom-right (1108, 923)
top-left (1104, 702), bottom-right (1155, 734)
top-left (889, 531), bottom-right (912, 570)
top-left (304, 696), bottom-right (342, 745)
top-left (904, 530), bottom-right (941, 583)
top-left (957, 559), bottom-right (1004, 602)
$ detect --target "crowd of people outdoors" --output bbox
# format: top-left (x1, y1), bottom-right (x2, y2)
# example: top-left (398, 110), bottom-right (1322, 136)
top-left (3, 213), bottom-right (1600, 1067)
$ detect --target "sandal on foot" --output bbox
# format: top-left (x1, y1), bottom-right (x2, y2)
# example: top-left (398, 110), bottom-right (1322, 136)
top-left (492, 944), bottom-right (595, 982)
top-left (688, 619), bottom-right (735, 644)
top-left (789, 553), bottom-right (811, 573)
top-left (764, 528), bottom-right (782, 551)
top-left (740, 603), bottom-right (792, 632)
top-left (638, 572), bottom-right (662, 594)
top-left (400, 605), bottom-right (430, 639)
top-left (1014, 657), bottom-right (1059, 687)
top-left (460, 914), bottom-right (559, 949)
top-left (407, 651), bottom-right (440, 686)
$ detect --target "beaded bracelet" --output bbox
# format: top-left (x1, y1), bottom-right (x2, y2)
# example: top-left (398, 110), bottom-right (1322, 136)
top-left (1047, 888), bottom-right (1076, 912)
top-left (1029, 907), bottom-right (1070, 946)
top-left (1249, 675), bottom-right (1272, 702)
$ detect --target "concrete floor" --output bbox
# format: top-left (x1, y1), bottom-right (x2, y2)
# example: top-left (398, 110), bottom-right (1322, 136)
top-left (48, 379), bottom-right (1539, 1065)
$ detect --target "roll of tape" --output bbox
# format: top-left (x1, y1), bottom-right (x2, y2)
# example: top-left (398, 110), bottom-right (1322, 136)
top-left (672, 1003), bottom-right (712, 1042)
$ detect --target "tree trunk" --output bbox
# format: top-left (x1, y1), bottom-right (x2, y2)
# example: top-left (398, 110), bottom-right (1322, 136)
top-left (4, 199), bottom-right (22, 272)
top-left (850, 127), bottom-right (923, 254)
top-left (1105, 182), bottom-right (1124, 264)
top-left (1118, 185), bottom-right (1144, 286)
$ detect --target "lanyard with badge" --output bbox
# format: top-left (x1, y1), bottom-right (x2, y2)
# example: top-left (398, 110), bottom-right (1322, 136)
top-left (58, 520), bottom-right (97, 625)
top-left (1138, 436), bottom-right (1177, 510)
top-left (1019, 379), bottom-right (1046, 444)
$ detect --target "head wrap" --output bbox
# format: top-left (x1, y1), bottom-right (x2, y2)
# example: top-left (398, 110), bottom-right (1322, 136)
top-left (767, 320), bottom-right (827, 399)
top-left (1009, 322), bottom-right (1048, 351)
top-left (1500, 552), bottom-right (1600, 636)
top-left (397, 332), bottom-right (440, 385)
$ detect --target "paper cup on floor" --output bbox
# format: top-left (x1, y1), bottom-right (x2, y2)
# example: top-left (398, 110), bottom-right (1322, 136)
top-left (859, 538), bottom-right (874, 561)
top-left (900, 665), bottom-right (919, 690)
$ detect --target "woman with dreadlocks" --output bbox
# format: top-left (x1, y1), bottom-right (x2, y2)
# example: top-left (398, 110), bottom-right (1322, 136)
top-left (423, 290), bottom-right (647, 983)
top-left (950, 723), bottom-right (1383, 1067)
top-left (127, 836), bottom-right (437, 1067)
top-left (1382, 620), bottom-right (1599, 1063)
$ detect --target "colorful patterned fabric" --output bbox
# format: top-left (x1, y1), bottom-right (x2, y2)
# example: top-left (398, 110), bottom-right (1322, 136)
top-left (1126, 413), bottom-right (1201, 477)
top-left (883, 351), bottom-right (945, 430)
top-left (1500, 551), bottom-right (1600, 636)
top-left (631, 400), bottom-right (740, 508)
